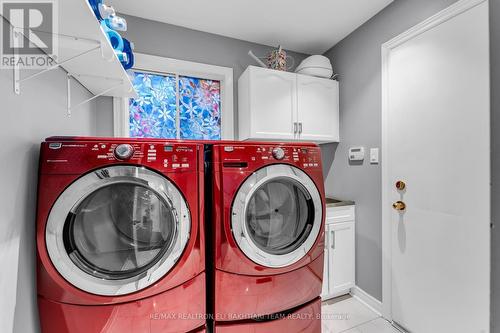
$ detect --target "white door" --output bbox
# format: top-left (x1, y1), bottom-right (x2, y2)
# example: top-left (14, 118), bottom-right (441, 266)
top-left (329, 222), bottom-right (355, 296)
top-left (383, 1), bottom-right (490, 332)
top-left (297, 75), bottom-right (339, 142)
top-left (249, 67), bottom-right (297, 140)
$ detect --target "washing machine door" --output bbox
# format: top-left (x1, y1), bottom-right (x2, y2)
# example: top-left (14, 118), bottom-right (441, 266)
top-left (45, 165), bottom-right (191, 296)
top-left (231, 164), bottom-right (323, 268)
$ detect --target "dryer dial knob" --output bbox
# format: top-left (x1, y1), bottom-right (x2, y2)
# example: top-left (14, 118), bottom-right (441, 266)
top-left (272, 147), bottom-right (285, 160)
top-left (114, 144), bottom-right (134, 160)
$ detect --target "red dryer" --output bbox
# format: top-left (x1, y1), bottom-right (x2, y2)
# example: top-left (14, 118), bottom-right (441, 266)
top-left (36, 137), bottom-right (206, 333)
top-left (209, 142), bottom-right (325, 332)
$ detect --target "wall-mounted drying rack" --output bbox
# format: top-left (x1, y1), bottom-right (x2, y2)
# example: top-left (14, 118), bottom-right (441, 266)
top-left (9, 0), bottom-right (137, 116)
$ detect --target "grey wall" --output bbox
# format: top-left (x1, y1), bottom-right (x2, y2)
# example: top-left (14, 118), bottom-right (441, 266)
top-left (321, 0), bottom-right (461, 301)
top-left (490, 0), bottom-right (499, 330)
top-left (95, 14), bottom-right (310, 137)
top-left (0, 24), bottom-right (98, 333)
top-left (96, 96), bottom-right (113, 136)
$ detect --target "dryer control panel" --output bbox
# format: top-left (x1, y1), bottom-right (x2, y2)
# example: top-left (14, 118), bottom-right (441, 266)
top-left (217, 143), bottom-right (322, 171)
top-left (41, 140), bottom-right (201, 174)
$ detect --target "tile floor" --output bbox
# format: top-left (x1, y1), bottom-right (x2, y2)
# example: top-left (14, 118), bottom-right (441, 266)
top-left (321, 295), bottom-right (400, 333)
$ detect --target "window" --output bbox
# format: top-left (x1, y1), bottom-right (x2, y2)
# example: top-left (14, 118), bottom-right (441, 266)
top-left (178, 76), bottom-right (221, 140)
top-left (114, 53), bottom-right (234, 140)
top-left (129, 72), bottom-right (177, 139)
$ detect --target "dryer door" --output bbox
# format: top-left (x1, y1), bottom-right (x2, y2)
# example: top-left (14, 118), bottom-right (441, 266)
top-left (45, 165), bottom-right (191, 296)
top-left (231, 164), bottom-right (323, 268)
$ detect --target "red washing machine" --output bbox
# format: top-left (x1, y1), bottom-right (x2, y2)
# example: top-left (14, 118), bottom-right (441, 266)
top-left (209, 142), bottom-right (325, 332)
top-left (37, 137), bottom-right (206, 333)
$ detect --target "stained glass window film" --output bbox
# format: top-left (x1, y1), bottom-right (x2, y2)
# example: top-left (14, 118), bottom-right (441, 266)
top-left (129, 72), bottom-right (177, 138)
top-left (129, 71), bottom-right (221, 140)
top-left (179, 76), bottom-right (221, 140)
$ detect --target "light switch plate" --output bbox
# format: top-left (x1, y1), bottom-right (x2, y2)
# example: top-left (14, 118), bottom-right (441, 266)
top-left (370, 148), bottom-right (379, 164)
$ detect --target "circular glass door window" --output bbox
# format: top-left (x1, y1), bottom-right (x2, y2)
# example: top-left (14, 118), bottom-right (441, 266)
top-left (245, 178), bottom-right (313, 255)
top-left (45, 166), bottom-right (191, 296)
top-left (65, 183), bottom-right (176, 280)
top-left (231, 164), bottom-right (323, 268)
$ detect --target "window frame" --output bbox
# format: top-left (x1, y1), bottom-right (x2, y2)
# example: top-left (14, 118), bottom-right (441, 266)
top-left (113, 52), bottom-right (234, 140)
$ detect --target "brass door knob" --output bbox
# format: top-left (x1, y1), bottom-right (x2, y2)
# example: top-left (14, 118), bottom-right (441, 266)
top-left (395, 180), bottom-right (406, 190)
top-left (392, 201), bottom-right (406, 211)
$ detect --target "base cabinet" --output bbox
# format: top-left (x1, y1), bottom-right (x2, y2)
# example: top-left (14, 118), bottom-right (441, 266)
top-left (322, 205), bottom-right (355, 300)
top-left (321, 247), bottom-right (329, 296)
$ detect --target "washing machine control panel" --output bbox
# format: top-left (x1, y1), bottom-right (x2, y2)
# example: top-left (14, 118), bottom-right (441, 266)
top-left (41, 141), bottom-right (200, 174)
top-left (219, 144), bottom-right (322, 170)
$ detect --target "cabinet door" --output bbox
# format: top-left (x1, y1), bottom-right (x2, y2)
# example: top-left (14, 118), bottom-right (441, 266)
top-left (249, 67), bottom-right (297, 140)
top-left (321, 246), bottom-right (329, 298)
top-left (297, 75), bottom-right (339, 142)
top-left (329, 222), bottom-right (355, 296)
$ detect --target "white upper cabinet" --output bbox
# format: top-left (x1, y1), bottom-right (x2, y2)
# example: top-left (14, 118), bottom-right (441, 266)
top-left (238, 66), bottom-right (339, 143)
top-left (297, 75), bottom-right (339, 142)
top-left (238, 66), bottom-right (297, 140)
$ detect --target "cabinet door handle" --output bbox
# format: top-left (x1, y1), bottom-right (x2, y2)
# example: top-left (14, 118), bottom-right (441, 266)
top-left (331, 230), bottom-right (335, 249)
top-left (293, 122), bottom-right (298, 134)
top-left (298, 122), bottom-right (303, 134)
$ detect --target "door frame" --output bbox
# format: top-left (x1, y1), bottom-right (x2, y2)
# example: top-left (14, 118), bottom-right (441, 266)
top-left (380, 0), bottom-right (489, 321)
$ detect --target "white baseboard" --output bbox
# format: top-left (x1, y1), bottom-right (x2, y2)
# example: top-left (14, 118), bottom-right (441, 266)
top-left (350, 286), bottom-right (382, 316)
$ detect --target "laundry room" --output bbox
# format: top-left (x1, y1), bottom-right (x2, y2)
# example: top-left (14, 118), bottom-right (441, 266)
top-left (0, 0), bottom-right (498, 332)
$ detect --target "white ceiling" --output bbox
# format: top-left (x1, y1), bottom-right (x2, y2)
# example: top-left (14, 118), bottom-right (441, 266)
top-left (109, 0), bottom-right (393, 54)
